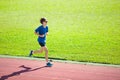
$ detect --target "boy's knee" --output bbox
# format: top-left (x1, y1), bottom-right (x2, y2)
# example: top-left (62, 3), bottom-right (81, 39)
top-left (45, 49), bottom-right (48, 53)
top-left (44, 47), bottom-right (48, 53)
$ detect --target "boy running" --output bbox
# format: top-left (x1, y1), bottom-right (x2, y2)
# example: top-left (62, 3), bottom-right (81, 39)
top-left (29, 17), bottom-right (52, 67)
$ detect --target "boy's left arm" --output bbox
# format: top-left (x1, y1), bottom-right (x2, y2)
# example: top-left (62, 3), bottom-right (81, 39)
top-left (46, 32), bottom-right (48, 35)
top-left (46, 26), bottom-right (49, 36)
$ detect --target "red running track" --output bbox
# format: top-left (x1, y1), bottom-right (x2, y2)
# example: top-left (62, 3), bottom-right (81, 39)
top-left (0, 58), bottom-right (120, 80)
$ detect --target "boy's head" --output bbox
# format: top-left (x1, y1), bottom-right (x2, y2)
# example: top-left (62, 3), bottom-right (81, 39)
top-left (40, 17), bottom-right (48, 26)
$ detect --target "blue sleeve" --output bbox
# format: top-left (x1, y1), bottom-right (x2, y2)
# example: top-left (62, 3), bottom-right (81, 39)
top-left (46, 26), bottom-right (48, 32)
top-left (35, 27), bottom-right (39, 33)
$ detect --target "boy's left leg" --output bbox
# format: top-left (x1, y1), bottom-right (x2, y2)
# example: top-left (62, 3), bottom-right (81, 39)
top-left (44, 46), bottom-right (53, 67)
top-left (44, 46), bottom-right (48, 62)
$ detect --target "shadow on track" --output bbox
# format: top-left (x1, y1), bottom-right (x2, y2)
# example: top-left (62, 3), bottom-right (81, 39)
top-left (0, 65), bottom-right (48, 80)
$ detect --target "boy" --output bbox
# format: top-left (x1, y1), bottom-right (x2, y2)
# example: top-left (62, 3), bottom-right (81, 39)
top-left (29, 17), bottom-right (52, 67)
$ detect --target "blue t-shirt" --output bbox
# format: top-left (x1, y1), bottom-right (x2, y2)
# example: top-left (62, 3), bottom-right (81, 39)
top-left (35, 25), bottom-right (48, 43)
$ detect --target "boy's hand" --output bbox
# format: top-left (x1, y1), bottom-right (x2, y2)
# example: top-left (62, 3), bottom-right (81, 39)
top-left (46, 32), bottom-right (48, 36)
top-left (34, 32), bottom-right (45, 37)
top-left (39, 34), bottom-right (44, 37)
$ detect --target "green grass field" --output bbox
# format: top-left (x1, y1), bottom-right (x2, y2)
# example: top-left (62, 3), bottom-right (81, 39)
top-left (0, 0), bottom-right (120, 64)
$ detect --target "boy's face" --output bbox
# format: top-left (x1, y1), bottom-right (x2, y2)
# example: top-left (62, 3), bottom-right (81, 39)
top-left (42, 21), bottom-right (47, 26)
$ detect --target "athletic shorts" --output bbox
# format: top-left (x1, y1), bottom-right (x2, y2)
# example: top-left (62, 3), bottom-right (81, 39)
top-left (39, 42), bottom-right (46, 47)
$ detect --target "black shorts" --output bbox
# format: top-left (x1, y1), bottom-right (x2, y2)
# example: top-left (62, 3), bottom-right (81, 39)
top-left (39, 42), bottom-right (46, 47)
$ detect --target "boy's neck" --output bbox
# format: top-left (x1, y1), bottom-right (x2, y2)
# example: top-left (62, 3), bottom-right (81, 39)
top-left (42, 25), bottom-right (46, 27)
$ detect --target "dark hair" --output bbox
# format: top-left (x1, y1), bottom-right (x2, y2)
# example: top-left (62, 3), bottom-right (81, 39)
top-left (40, 17), bottom-right (48, 24)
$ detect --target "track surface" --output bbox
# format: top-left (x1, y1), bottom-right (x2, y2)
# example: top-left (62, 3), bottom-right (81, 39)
top-left (0, 58), bottom-right (120, 80)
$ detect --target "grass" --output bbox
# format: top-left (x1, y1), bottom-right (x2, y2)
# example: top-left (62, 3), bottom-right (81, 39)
top-left (0, 0), bottom-right (120, 64)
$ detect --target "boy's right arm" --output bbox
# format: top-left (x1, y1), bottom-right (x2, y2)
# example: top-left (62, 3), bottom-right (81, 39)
top-left (35, 27), bottom-right (44, 37)
top-left (34, 32), bottom-right (44, 37)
